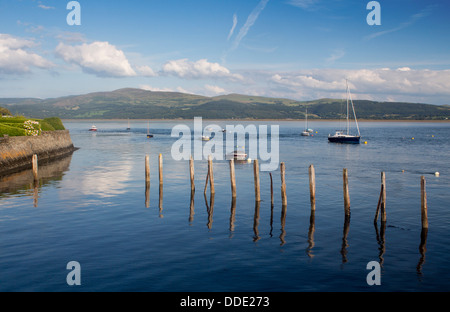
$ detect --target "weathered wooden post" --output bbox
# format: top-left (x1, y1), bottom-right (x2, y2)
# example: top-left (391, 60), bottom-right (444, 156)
top-left (229, 158), bottom-right (236, 198)
top-left (208, 155), bottom-right (215, 195)
top-left (253, 159), bottom-right (261, 202)
top-left (281, 162), bottom-right (287, 206)
top-left (145, 155), bottom-right (150, 184)
top-left (158, 154), bottom-right (163, 186)
top-left (145, 154), bottom-right (150, 208)
top-left (190, 155), bottom-right (195, 193)
top-left (375, 172), bottom-right (387, 223)
top-left (269, 172), bottom-right (274, 207)
top-left (189, 190), bottom-right (195, 223)
top-left (343, 168), bottom-right (350, 217)
top-left (32, 154), bottom-right (38, 182)
top-left (309, 164), bottom-right (316, 212)
top-left (421, 176), bottom-right (428, 229)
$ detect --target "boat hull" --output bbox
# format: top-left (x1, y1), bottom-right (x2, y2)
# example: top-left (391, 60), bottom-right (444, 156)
top-left (328, 135), bottom-right (360, 144)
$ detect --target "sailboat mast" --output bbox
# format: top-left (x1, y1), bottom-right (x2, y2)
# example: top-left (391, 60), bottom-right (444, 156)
top-left (346, 80), bottom-right (350, 135)
top-left (305, 108), bottom-right (308, 130)
top-left (348, 84), bottom-right (361, 137)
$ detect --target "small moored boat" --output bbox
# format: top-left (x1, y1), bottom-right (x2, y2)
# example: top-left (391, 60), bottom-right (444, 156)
top-left (89, 125), bottom-right (97, 131)
top-left (328, 80), bottom-right (361, 144)
top-left (226, 150), bottom-right (248, 161)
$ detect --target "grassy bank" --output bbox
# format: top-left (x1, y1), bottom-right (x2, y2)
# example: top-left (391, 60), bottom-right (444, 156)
top-left (0, 116), bottom-right (66, 137)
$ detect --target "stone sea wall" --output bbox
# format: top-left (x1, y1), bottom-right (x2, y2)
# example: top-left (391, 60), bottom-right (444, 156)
top-left (0, 130), bottom-right (76, 176)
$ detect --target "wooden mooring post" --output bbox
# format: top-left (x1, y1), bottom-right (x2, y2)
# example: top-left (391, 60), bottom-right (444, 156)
top-left (280, 162), bottom-right (287, 206)
top-left (229, 159), bottom-right (236, 198)
top-left (269, 172), bottom-right (274, 207)
top-left (158, 154), bottom-right (163, 186)
top-left (309, 164), bottom-right (316, 212)
top-left (374, 172), bottom-right (387, 223)
top-left (189, 155), bottom-right (195, 193)
top-left (343, 168), bottom-right (350, 217)
top-left (253, 159), bottom-right (261, 202)
top-left (207, 155), bottom-right (215, 195)
top-left (421, 176), bottom-right (428, 229)
top-left (145, 155), bottom-right (150, 184)
top-left (32, 154), bottom-right (39, 182)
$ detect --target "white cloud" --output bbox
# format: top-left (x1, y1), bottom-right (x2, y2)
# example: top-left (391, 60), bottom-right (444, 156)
top-left (326, 49), bottom-right (345, 63)
top-left (227, 14), bottom-right (238, 41)
top-left (139, 85), bottom-right (174, 92)
top-left (136, 65), bottom-right (157, 77)
top-left (55, 41), bottom-right (137, 77)
top-left (204, 84), bottom-right (227, 95)
top-left (0, 33), bottom-right (54, 74)
top-left (230, 0), bottom-right (269, 52)
top-left (287, 0), bottom-right (320, 10)
top-left (269, 68), bottom-right (450, 102)
top-left (38, 2), bottom-right (55, 10)
top-left (161, 58), bottom-right (243, 81)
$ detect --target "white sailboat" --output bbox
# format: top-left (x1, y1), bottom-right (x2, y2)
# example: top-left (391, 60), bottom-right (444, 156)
top-left (328, 80), bottom-right (361, 144)
top-left (301, 108), bottom-right (313, 136)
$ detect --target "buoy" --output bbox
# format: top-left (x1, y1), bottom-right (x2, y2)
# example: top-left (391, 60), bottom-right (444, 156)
top-left (402, 170), bottom-right (405, 173)
top-left (432, 135), bottom-right (435, 138)
top-left (247, 158), bottom-right (252, 163)
top-left (412, 137), bottom-right (415, 140)
top-left (435, 172), bottom-right (440, 177)
top-left (364, 141), bottom-right (367, 144)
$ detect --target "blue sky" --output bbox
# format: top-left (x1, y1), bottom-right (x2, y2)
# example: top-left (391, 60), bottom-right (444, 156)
top-left (0, 0), bottom-right (449, 104)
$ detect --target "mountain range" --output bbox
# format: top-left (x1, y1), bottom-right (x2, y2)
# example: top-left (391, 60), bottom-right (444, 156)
top-left (2, 88), bottom-right (449, 120)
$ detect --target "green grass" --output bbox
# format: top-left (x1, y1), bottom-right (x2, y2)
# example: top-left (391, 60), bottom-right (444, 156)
top-left (0, 116), bottom-right (65, 137)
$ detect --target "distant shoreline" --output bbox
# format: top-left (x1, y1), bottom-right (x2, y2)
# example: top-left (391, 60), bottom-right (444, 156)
top-left (62, 118), bottom-right (450, 123)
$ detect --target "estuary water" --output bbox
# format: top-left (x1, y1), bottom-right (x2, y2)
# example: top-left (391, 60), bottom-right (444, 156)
top-left (0, 119), bottom-right (449, 292)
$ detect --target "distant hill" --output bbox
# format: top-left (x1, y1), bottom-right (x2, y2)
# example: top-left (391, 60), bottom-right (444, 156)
top-left (3, 88), bottom-right (450, 120)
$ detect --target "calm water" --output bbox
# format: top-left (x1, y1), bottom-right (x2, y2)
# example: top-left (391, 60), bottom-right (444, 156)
top-left (0, 120), bottom-right (449, 292)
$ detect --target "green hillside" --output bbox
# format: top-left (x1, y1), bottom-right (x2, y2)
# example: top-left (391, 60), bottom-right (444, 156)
top-left (3, 88), bottom-right (450, 120)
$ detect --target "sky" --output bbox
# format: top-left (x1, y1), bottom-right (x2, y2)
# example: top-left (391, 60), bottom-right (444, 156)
top-left (0, 0), bottom-right (449, 104)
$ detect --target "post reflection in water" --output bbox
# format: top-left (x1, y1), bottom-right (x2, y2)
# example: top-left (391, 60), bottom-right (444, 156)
top-left (306, 210), bottom-right (315, 259)
top-left (341, 215), bottom-right (350, 264)
top-left (253, 201), bottom-right (261, 242)
top-left (280, 204), bottom-right (287, 246)
top-left (374, 220), bottom-right (386, 267)
top-left (229, 197), bottom-right (236, 236)
top-left (33, 181), bottom-right (39, 208)
top-left (269, 202), bottom-right (274, 238)
top-left (145, 182), bottom-right (150, 209)
top-left (159, 183), bottom-right (163, 218)
top-left (0, 153), bottom-right (74, 208)
top-left (417, 228), bottom-right (428, 279)
top-left (205, 193), bottom-right (215, 230)
top-left (189, 190), bottom-right (195, 224)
